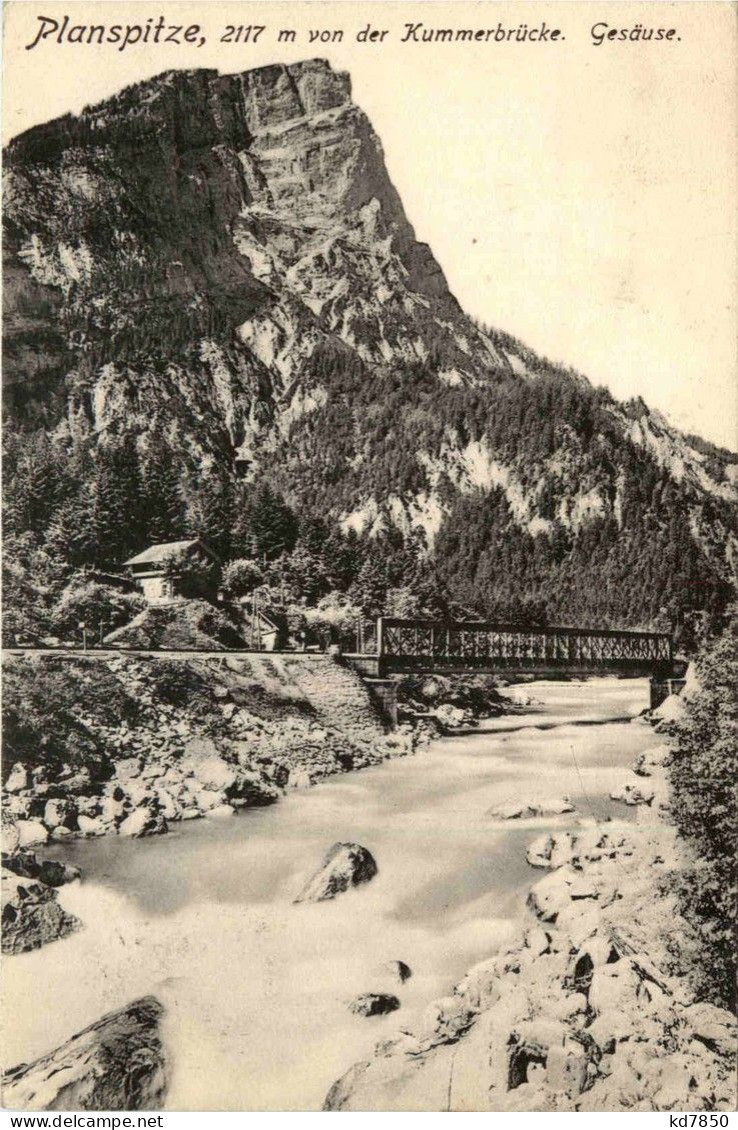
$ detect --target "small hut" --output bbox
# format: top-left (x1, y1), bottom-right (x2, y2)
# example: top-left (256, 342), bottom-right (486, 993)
top-left (123, 539), bottom-right (220, 603)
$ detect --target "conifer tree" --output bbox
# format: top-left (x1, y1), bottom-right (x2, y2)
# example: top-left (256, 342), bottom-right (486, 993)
top-left (141, 438), bottom-right (186, 545)
top-left (240, 483), bottom-right (298, 562)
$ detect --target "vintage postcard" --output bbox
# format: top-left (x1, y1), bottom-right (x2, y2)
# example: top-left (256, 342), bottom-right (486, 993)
top-left (1, 0), bottom-right (736, 1115)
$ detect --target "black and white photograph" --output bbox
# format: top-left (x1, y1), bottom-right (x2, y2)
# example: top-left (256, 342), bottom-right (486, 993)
top-left (1, 0), bottom-right (736, 1115)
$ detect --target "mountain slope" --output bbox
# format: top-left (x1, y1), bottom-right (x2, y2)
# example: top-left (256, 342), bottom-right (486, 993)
top-left (3, 59), bottom-right (737, 630)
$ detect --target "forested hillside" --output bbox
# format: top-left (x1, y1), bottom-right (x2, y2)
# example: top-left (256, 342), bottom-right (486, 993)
top-left (3, 60), bottom-right (737, 642)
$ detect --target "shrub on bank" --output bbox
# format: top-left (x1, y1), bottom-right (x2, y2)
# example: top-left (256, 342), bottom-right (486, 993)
top-left (3, 657), bottom-right (140, 778)
top-left (668, 610), bottom-right (737, 1012)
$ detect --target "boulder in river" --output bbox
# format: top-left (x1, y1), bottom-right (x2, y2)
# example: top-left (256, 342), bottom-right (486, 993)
top-left (374, 960), bottom-right (412, 985)
top-left (503, 688), bottom-right (540, 707)
top-left (609, 782), bottom-right (654, 806)
top-left (207, 804), bottom-right (235, 819)
top-left (489, 798), bottom-right (575, 820)
top-left (526, 834), bottom-right (556, 868)
top-left (229, 770), bottom-right (281, 807)
top-left (2, 851), bottom-right (80, 887)
top-left (118, 806), bottom-right (168, 837)
top-left (2, 996), bottom-right (168, 1110)
top-left (1, 869), bottom-right (81, 955)
top-left (632, 744), bottom-right (672, 777)
top-left (433, 704), bottom-right (466, 728)
top-left (348, 993), bottom-right (400, 1017)
top-left (526, 830), bottom-right (627, 871)
top-left (295, 842), bottom-right (378, 902)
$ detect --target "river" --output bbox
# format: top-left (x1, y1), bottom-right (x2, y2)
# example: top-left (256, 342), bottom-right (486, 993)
top-left (3, 678), bottom-right (657, 1110)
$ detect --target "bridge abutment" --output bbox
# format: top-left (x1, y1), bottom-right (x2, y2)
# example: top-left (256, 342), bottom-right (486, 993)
top-left (649, 677), bottom-right (687, 711)
top-left (362, 678), bottom-right (398, 729)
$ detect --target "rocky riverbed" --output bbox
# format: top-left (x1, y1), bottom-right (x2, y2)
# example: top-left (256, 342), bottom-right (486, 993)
top-left (3, 678), bottom-right (667, 1111)
top-left (325, 718), bottom-right (737, 1112)
top-left (3, 653), bottom-right (519, 957)
top-left (2, 652), bottom-right (419, 949)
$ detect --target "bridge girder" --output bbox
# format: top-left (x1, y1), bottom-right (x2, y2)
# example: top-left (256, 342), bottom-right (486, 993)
top-left (350, 617), bottom-right (676, 681)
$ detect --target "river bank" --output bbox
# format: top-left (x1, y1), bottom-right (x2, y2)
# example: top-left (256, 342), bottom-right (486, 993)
top-left (2, 653), bottom-right (516, 956)
top-left (2, 651), bottom-right (414, 858)
top-left (3, 678), bottom-right (667, 1110)
top-left (325, 720), bottom-right (737, 1111)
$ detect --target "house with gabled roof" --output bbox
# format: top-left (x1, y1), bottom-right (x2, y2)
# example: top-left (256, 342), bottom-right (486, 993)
top-left (123, 539), bottom-right (221, 603)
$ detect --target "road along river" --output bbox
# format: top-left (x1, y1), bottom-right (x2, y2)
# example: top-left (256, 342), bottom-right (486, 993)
top-left (3, 678), bottom-right (656, 1110)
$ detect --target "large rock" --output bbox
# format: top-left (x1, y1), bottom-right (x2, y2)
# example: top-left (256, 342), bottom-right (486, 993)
top-left (229, 770), bottom-right (280, 807)
top-left (652, 694), bottom-right (686, 724)
top-left (189, 754), bottom-right (237, 792)
top-left (287, 767), bottom-right (312, 790)
top-left (99, 796), bottom-right (128, 825)
top-left (527, 866), bottom-right (599, 922)
top-left (294, 842), bottom-right (378, 903)
top-left (1, 869), bottom-right (81, 955)
top-left (632, 744), bottom-right (672, 777)
top-left (415, 995), bottom-right (475, 1046)
top-left (43, 798), bottom-right (77, 830)
top-left (526, 830), bottom-right (628, 871)
top-left (115, 757), bottom-right (143, 782)
top-left (124, 779), bottom-right (158, 808)
top-left (153, 788), bottom-right (181, 821)
top-left (2, 851), bottom-right (80, 887)
top-left (526, 834), bottom-right (555, 868)
top-left (489, 798), bottom-right (575, 820)
top-left (207, 804), bottom-right (235, 820)
top-left (588, 961), bottom-right (643, 1018)
top-left (609, 782), bottom-right (654, 806)
top-left (348, 993), bottom-right (400, 1017)
top-left (77, 814), bottom-right (112, 837)
top-left (373, 960), bottom-right (412, 985)
top-left (15, 819), bottom-right (48, 848)
top-left (118, 807), bottom-right (167, 838)
top-left (503, 688), bottom-right (540, 707)
top-left (433, 704), bottom-right (466, 728)
top-left (5, 762), bottom-right (29, 793)
top-left (2, 997), bottom-right (168, 1110)
top-left (2, 813), bottom-right (21, 854)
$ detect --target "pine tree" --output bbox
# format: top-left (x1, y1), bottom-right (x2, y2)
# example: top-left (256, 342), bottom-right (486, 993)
top-left (350, 557), bottom-right (390, 618)
top-left (240, 483), bottom-right (298, 562)
top-left (92, 436), bottom-right (144, 568)
top-left (184, 466), bottom-right (234, 560)
top-left (45, 483), bottom-right (99, 569)
top-left (141, 438), bottom-right (186, 545)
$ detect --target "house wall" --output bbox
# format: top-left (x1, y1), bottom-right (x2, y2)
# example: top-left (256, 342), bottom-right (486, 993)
top-left (139, 575), bottom-right (173, 602)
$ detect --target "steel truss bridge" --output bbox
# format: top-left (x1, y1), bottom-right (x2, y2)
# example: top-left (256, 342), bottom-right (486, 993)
top-left (347, 617), bottom-right (675, 679)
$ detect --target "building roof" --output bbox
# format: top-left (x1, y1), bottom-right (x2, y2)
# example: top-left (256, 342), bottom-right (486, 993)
top-left (123, 539), bottom-right (209, 567)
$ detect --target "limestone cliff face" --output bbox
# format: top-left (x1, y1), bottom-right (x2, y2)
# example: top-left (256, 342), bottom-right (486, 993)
top-left (4, 59), bottom-right (737, 622)
top-left (4, 61), bottom-right (496, 457)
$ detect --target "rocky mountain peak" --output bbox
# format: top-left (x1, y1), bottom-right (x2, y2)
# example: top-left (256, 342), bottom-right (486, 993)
top-left (3, 60), bottom-right (736, 629)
